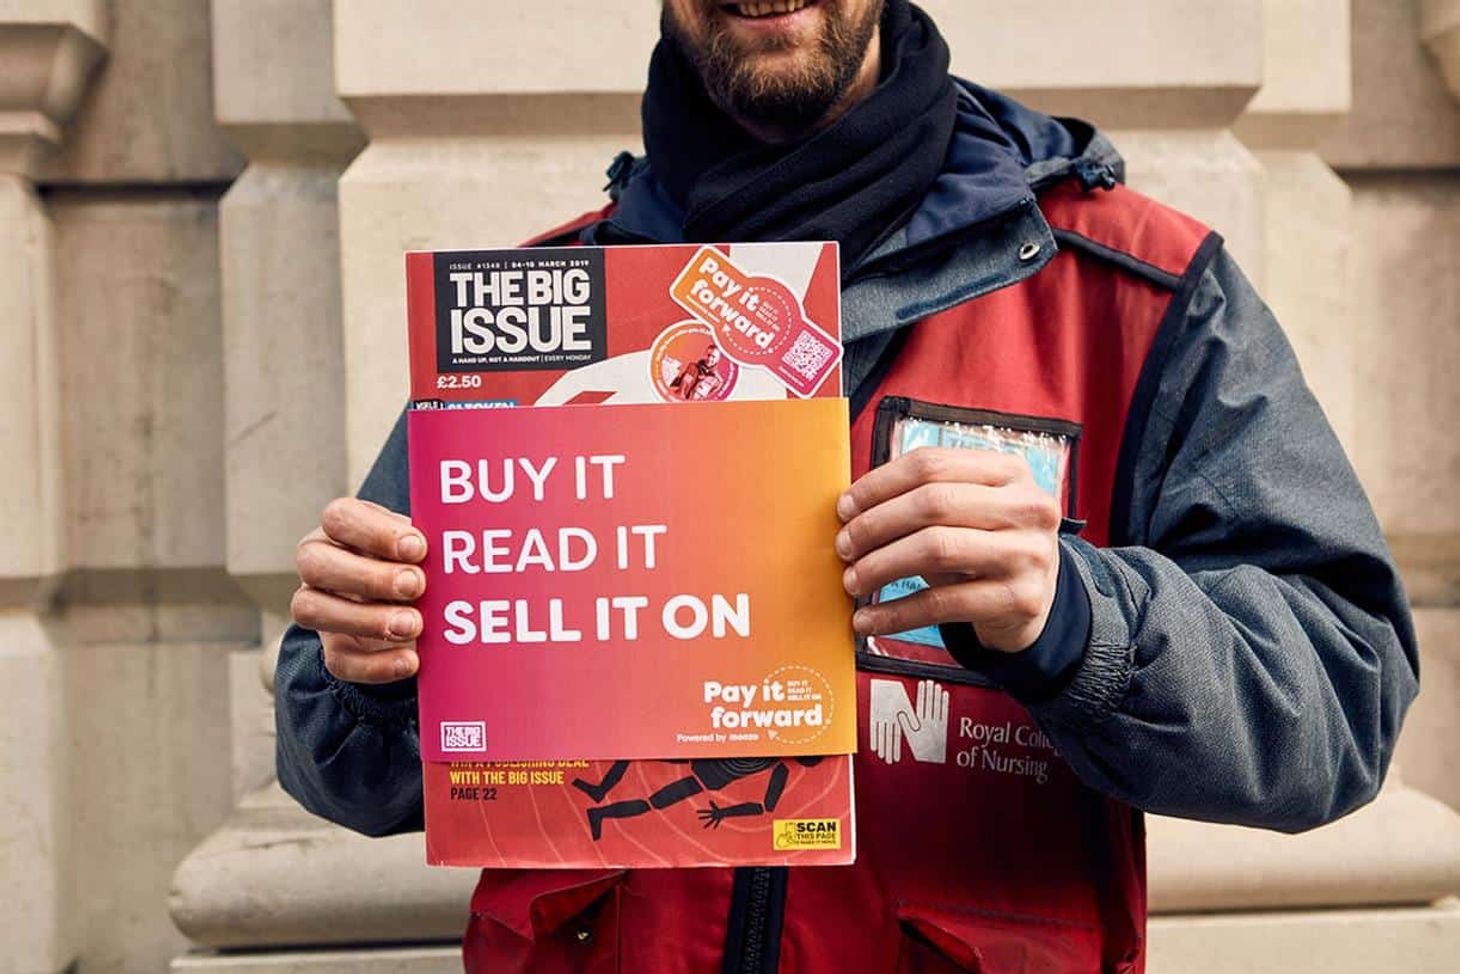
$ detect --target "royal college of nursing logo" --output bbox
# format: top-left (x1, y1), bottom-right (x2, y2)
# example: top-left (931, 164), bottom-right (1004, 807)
top-left (868, 678), bottom-right (950, 765)
top-left (867, 676), bottom-right (1059, 784)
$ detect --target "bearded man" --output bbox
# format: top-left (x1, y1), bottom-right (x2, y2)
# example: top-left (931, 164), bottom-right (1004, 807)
top-left (278, 2), bottom-right (1418, 971)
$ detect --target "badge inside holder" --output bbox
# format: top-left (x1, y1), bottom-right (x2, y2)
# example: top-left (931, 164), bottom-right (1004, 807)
top-left (858, 397), bottom-right (1083, 680)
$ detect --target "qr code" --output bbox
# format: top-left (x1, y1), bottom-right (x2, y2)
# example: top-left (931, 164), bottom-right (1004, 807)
top-left (781, 331), bottom-right (834, 380)
top-left (441, 721), bottom-right (486, 752)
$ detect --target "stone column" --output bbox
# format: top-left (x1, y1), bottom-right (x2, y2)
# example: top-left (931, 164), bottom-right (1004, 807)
top-left (29, 1), bottom-right (257, 970)
top-left (1385, 0), bottom-right (1460, 835)
top-left (210, 0), bottom-right (364, 798)
top-left (0, 5), bottom-right (104, 971)
top-left (169, 2), bottom-right (371, 959)
top-left (1236, 0), bottom-right (1356, 445)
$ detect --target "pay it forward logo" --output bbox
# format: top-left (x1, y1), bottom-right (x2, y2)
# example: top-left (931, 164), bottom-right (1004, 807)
top-left (868, 679), bottom-right (949, 765)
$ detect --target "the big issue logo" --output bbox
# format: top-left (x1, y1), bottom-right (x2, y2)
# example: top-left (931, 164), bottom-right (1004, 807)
top-left (868, 678), bottom-right (1057, 785)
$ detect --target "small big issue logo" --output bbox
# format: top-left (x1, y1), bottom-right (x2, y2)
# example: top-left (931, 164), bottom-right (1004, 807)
top-left (434, 248), bottom-right (608, 373)
top-left (772, 818), bottom-right (842, 851)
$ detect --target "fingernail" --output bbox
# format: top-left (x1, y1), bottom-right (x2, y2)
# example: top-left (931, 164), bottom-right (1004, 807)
top-left (842, 566), bottom-right (858, 596)
top-left (852, 609), bottom-right (872, 633)
top-left (394, 654), bottom-right (415, 678)
top-left (834, 530), bottom-right (853, 561)
top-left (388, 611), bottom-right (416, 639)
top-left (395, 568), bottom-right (423, 599)
top-left (397, 534), bottom-right (426, 561)
top-left (836, 493), bottom-right (857, 521)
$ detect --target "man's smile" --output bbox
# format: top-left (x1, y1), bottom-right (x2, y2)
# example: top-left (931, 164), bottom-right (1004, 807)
top-left (722, 0), bottom-right (819, 21)
top-left (718, 0), bottom-right (825, 37)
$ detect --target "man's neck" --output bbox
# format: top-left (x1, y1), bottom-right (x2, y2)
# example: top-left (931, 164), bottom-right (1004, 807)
top-left (734, 26), bottom-right (882, 144)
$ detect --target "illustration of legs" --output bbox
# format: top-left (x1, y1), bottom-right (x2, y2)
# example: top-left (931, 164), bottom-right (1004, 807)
top-left (763, 761), bottom-right (789, 812)
top-left (697, 762), bottom-right (789, 828)
top-left (572, 760), bottom-right (630, 804)
top-left (584, 773), bottom-right (706, 841)
top-left (585, 798), bottom-right (651, 841)
top-left (649, 775), bottom-right (706, 809)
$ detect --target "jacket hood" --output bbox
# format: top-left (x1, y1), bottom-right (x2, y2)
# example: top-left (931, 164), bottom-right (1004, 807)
top-left (901, 80), bottom-right (1123, 249)
top-left (962, 80), bottom-right (1125, 191)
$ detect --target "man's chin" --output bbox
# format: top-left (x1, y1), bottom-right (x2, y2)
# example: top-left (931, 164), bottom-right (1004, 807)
top-left (725, 86), bottom-right (845, 134)
top-left (737, 49), bottom-right (826, 88)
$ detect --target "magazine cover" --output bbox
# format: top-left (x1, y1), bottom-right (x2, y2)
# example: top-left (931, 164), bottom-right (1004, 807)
top-left (405, 242), bottom-right (842, 406)
top-left (407, 241), bottom-right (856, 867)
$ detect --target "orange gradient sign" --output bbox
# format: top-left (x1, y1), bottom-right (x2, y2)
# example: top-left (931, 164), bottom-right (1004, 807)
top-left (408, 397), bottom-right (855, 762)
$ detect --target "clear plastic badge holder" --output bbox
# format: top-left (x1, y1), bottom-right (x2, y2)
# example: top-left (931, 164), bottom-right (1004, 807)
top-left (872, 415), bottom-right (1072, 650)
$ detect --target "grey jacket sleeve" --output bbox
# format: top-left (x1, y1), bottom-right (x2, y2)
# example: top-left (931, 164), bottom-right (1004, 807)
top-left (1027, 244), bottom-right (1419, 833)
top-left (274, 411), bottom-right (426, 837)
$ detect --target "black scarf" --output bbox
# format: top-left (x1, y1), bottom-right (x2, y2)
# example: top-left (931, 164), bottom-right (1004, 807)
top-left (642, 0), bottom-right (958, 272)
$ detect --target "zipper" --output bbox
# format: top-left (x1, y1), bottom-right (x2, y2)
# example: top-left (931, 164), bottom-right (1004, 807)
top-left (723, 866), bottom-right (787, 974)
top-left (740, 868), bottom-right (772, 973)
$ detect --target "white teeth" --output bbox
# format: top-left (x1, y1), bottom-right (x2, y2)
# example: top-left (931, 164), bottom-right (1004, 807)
top-left (734, 0), bottom-right (809, 18)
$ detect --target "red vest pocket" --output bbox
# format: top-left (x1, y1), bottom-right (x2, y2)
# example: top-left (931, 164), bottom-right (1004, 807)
top-left (896, 903), bottom-right (1102, 974)
top-left (464, 869), bottom-right (624, 974)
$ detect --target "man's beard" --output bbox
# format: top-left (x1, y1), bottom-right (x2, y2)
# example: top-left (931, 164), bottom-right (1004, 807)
top-left (663, 1), bottom-right (884, 135)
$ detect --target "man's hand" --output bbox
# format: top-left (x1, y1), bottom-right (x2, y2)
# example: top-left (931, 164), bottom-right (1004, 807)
top-left (291, 498), bottom-right (428, 684)
top-left (836, 448), bottom-right (1061, 654)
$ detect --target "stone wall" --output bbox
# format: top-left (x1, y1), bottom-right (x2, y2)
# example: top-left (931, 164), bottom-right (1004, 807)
top-left (1324, 0), bottom-right (1460, 821)
top-left (0, 2), bottom-right (257, 971)
top-left (0, 1), bottom-right (1457, 971)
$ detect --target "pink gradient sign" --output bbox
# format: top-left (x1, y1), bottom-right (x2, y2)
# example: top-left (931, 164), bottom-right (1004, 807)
top-left (408, 398), bottom-right (855, 763)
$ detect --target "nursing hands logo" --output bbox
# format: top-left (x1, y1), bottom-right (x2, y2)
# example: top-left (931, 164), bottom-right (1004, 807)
top-left (869, 679), bottom-right (950, 765)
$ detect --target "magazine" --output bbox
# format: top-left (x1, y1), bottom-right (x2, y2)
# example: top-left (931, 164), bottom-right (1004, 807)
top-left (406, 241), bottom-right (856, 867)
